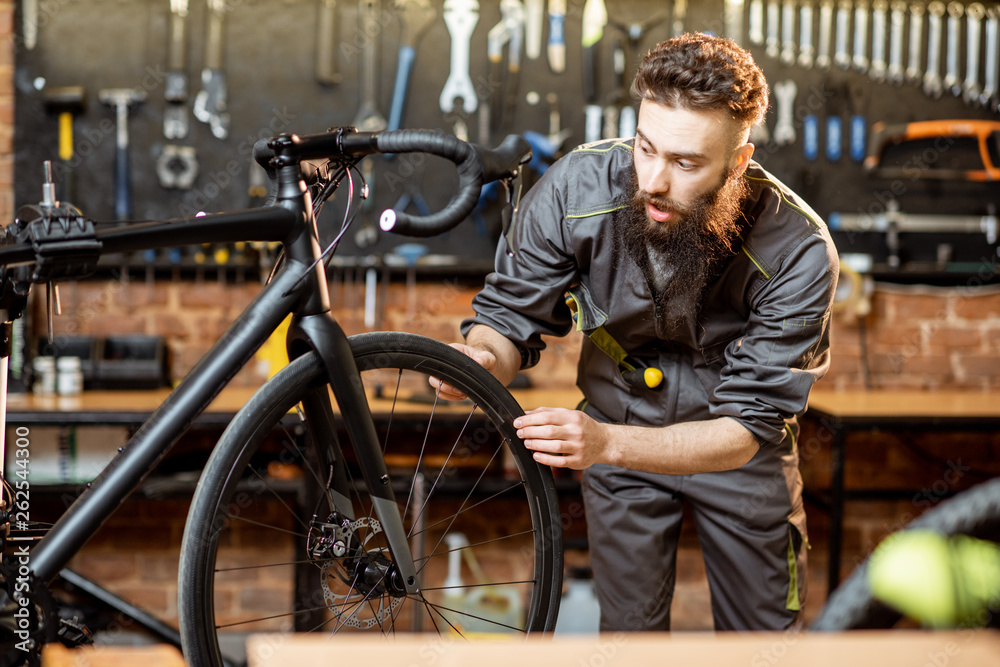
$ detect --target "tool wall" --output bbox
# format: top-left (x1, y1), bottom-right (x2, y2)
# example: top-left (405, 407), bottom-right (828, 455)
top-left (12, 0), bottom-right (1000, 280)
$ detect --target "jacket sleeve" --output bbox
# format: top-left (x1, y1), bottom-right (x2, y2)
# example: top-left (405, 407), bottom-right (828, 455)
top-left (460, 162), bottom-right (579, 369)
top-left (709, 232), bottom-right (839, 446)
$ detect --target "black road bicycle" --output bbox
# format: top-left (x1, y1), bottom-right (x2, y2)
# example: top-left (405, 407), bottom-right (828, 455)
top-left (0, 128), bottom-right (563, 666)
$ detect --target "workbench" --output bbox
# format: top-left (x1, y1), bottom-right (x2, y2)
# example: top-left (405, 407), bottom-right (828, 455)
top-left (806, 389), bottom-right (1000, 593)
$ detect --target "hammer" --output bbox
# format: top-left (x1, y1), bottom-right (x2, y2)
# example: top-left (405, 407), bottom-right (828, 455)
top-left (42, 86), bottom-right (85, 202)
top-left (99, 88), bottom-right (146, 221)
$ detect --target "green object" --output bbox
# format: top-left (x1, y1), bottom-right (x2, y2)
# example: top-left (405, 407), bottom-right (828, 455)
top-left (868, 530), bottom-right (1000, 628)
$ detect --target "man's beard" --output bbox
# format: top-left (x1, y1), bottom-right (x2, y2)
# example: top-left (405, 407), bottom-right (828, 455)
top-left (613, 167), bottom-right (748, 337)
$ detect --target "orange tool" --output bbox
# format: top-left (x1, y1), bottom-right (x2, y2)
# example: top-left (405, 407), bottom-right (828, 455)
top-left (865, 119), bottom-right (1000, 181)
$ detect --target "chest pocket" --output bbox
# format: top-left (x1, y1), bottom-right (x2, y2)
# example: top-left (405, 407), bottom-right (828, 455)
top-left (565, 283), bottom-right (665, 390)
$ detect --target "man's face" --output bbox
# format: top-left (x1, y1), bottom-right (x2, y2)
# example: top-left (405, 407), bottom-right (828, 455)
top-left (615, 100), bottom-right (754, 335)
top-left (631, 100), bottom-right (751, 231)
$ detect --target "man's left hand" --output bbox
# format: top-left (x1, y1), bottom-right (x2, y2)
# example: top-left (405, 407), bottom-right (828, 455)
top-left (513, 407), bottom-right (609, 470)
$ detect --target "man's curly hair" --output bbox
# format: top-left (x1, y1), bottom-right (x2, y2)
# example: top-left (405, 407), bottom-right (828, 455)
top-left (631, 33), bottom-right (769, 132)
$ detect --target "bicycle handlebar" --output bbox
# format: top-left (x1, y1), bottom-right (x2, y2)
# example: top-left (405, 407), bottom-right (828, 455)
top-left (257, 128), bottom-right (531, 238)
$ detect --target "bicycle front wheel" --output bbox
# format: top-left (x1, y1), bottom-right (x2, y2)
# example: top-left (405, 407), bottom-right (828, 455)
top-left (179, 332), bottom-right (562, 666)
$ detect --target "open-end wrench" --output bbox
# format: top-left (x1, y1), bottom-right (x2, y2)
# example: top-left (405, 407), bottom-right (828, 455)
top-left (525, 0), bottom-right (543, 59)
top-left (923, 1), bottom-right (945, 98)
top-left (354, 0), bottom-right (388, 131)
top-left (725, 0), bottom-right (746, 45)
top-left (984, 7), bottom-right (999, 110)
top-left (486, 0), bottom-right (525, 134)
top-left (962, 3), bottom-right (985, 106)
top-left (906, 2), bottom-right (924, 84)
top-left (869, 0), bottom-right (887, 82)
top-left (816, 0), bottom-right (833, 69)
top-left (750, 0), bottom-right (765, 44)
top-left (834, 0), bottom-right (851, 69)
top-left (887, 0), bottom-right (906, 84)
top-left (780, 0), bottom-right (796, 66)
top-left (439, 0), bottom-right (480, 116)
top-left (773, 80), bottom-right (797, 146)
top-left (799, 1), bottom-right (815, 68)
top-left (852, 0), bottom-right (870, 73)
top-left (672, 0), bottom-right (688, 37)
top-left (164, 0), bottom-right (190, 139)
top-left (192, 0), bottom-right (230, 139)
top-left (316, 0), bottom-right (342, 85)
top-left (548, 0), bottom-right (566, 73)
top-left (388, 0), bottom-right (436, 131)
top-left (944, 1), bottom-right (963, 97)
top-left (766, 0), bottom-right (780, 59)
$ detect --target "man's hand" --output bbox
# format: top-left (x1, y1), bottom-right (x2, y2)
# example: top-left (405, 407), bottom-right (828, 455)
top-left (514, 407), bottom-right (610, 470)
top-left (430, 343), bottom-right (498, 401)
top-left (431, 326), bottom-right (522, 401)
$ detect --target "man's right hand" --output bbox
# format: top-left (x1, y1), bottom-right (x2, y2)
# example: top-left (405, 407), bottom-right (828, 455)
top-left (430, 343), bottom-right (499, 401)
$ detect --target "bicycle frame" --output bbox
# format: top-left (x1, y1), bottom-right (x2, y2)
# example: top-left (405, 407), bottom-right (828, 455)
top-left (7, 149), bottom-right (418, 594)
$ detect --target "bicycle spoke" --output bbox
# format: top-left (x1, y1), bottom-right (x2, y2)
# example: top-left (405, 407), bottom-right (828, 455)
top-left (246, 465), bottom-right (313, 534)
top-left (413, 529), bottom-right (538, 566)
top-left (405, 406), bottom-right (476, 535)
top-left (221, 513), bottom-right (307, 539)
top-left (420, 600), bottom-right (526, 633)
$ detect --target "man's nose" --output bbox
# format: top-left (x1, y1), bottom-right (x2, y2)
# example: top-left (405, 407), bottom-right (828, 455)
top-left (643, 162), bottom-right (670, 196)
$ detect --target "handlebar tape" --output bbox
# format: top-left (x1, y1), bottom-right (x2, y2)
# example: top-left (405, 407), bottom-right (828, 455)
top-left (377, 131), bottom-right (531, 237)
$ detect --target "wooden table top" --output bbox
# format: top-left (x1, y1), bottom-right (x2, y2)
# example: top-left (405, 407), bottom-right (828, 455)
top-left (808, 389), bottom-right (1000, 421)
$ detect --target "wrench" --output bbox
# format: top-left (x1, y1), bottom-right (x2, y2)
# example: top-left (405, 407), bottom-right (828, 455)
top-left (984, 7), bottom-right (999, 109)
top-left (388, 0), bottom-right (436, 131)
top-left (486, 0), bottom-right (525, 134)
top-left (906, 2), bottom-right (924, 84)
top-left (439, 0), bottom-right (480, 115)
top-left (354, 0), bottom-right (388, 131)
top-left (780, 0), bottom-right (796, 66)
top-left (962, 3), bottom-right (985, 106)
top-left (192, 0), bottom-right (230, 139)
top-left (164, 0), bottom-right (190, 140)
top-left (798, 1), bottom-right (815, 68)
top-left (852, 0), bottom-right (869, 73)
top-left (725, 0), bottom-right (746, 45)
top-left (869, 0), bottom-right (887, 82)
top-left (816, 0), bottom-right (833, 69)
top-left (887, 0), bottom-right (906, 84)
top-left (923, 1), bottom-right (945, 98)
top-left (749, 0), bottom-right (765, 44)
top-left (773, 80), bottom-right (797, 146)
top-left (524, 0), bottom-right (543, 59)
top-left (944, 1), bottom-right (963, 97)
top-left (834, 0), bottom-right (851, 69)
top-left (316, 0), bottom-right (342, 85)
top-left (672, 0), bottom-right (688, 37)
top-left (766, 0), bottom-right (780, 59)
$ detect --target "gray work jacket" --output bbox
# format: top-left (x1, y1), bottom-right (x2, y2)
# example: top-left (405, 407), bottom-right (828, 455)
top-left (462, 139), bottom-right (839, 448)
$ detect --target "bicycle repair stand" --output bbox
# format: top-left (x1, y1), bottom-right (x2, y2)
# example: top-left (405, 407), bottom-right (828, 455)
top-left (0, 164), bottom-right (185, 656)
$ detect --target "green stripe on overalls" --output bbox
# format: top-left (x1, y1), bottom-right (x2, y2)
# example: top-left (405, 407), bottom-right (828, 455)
top-left (786, 526), bottom-right (801, 611)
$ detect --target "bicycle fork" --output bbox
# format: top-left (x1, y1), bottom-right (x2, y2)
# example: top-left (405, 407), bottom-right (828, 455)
top-left (287, 313), bottom-right (420, 597)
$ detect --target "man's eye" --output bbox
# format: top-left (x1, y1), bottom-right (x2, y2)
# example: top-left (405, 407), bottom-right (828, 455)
top-left (677, 161), bottom-right (696, 170)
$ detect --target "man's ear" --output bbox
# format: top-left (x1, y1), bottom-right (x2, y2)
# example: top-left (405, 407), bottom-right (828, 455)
top-left (730, 143), bottom-right (755, 178)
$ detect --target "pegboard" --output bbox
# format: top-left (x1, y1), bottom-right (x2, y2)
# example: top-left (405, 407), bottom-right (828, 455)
top-left (12, 0), bottom-right (1000, 279)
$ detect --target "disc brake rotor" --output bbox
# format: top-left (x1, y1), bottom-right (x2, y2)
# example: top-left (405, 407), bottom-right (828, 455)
top-left (318, 517), bottom-right (405, 629)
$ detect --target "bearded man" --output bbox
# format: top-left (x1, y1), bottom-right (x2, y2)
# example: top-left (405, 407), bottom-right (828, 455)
top-left (446, 33), bottom-right (838, 631)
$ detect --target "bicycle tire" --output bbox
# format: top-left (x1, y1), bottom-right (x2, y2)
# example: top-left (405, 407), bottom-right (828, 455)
top-left (179, 332), bottom-right (563, 666)
top-left (811, 477), bottom-right (1000, 631)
